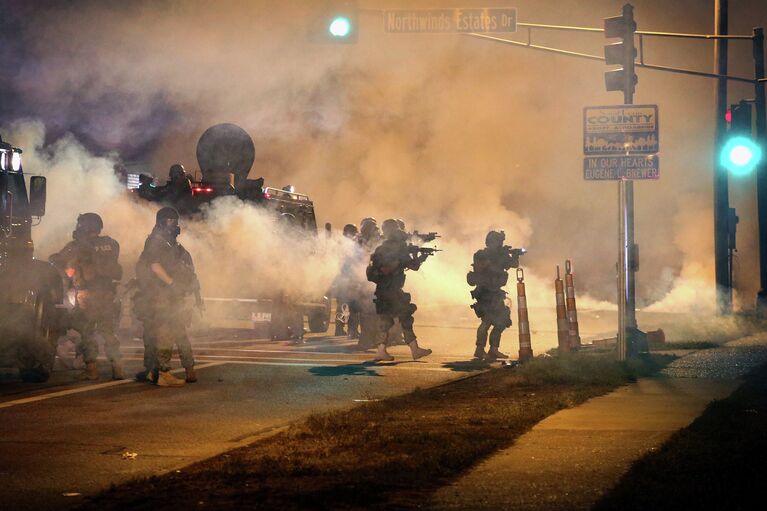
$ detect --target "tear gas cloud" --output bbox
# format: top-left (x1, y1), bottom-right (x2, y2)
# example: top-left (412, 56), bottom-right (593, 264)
top-left (4, 0), bottom-right (767, 324)
top-left (3, 120), bottom-right (350, 304)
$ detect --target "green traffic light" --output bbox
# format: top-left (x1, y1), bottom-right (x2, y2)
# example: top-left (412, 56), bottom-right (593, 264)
top-left (721, 136), bottom-right (763, 176)
top-left (328, 16), bottom-right (352, 38)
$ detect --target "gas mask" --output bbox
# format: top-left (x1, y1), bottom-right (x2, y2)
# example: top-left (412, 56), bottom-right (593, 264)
top-left (163, 220), bottom-right (181, 239)
top-left (72, 227), bottom-right (96, 241)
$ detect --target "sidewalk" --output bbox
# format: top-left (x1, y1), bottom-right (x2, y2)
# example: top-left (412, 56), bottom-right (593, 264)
top-left (430, 335), bottom-right (767, 511)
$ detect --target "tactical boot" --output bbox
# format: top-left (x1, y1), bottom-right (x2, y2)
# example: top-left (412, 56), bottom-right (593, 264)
top-left (473, 346), bottom-right (486, 360)
top-left (486, 347), bottom-right (509, 361)
top-left (409, 341), bottom-right (432, 360)
top-left (80, 361), bottom-right (99, 381)
top-left (111, 362), bottom-right (125, 380)
top-left (374, 344), bottom-right (394, 362)
top-left (135, 368), bottom-right (154, 383)
top-left (155, 370), bottom-right (186, 387)
top-left (185, 367), bottom-right (198, 383)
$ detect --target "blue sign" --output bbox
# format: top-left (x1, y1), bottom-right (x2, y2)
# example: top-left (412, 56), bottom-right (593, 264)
top-left (583, 105), bottom-right (659, 155)
top-left (384, 8), bottom-right (517, 33)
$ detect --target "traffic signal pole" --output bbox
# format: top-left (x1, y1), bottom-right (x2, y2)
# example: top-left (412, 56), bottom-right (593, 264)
top-left (753, 28), bottom-right (767, 312)
top-left (462, 9), bottom-right (760, 321)
top-left (607, 3), bottom-right (638, 360)
top-left (713, 0), bottom-right (732, 314)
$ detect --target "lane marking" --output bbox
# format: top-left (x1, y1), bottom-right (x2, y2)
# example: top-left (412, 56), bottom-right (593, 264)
top-left (0, 362), bottom-right (224, 410)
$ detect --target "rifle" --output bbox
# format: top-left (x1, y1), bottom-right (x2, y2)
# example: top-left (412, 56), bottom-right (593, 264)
top-left (408, 245), bottom-right (442, 256)
top-left (504, 246), bottom-right (527, 258)
top-left (411, 230), bottom-right (440, 243)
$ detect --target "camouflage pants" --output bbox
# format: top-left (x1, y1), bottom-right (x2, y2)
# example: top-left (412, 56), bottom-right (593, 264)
top-left (147, 315), bottom-right (194, 372)
top-left (473, 291), bottom-right (512, 349)
top-left (374, 289), bottom-right (417, 345)
top-left (69, 293), bottom-right (121, 364)
top-left (135, 287), bottom-right (195, 372)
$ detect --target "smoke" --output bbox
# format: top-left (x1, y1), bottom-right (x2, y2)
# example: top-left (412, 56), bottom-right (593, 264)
top-left (3, 120), bottom-right (350, 310)
top-left (3, 0), bottom-right (766, 321)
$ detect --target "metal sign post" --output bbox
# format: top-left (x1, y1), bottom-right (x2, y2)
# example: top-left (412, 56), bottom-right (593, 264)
top-left (583, 102), bottom-right (658, 359)
top-left (617, 183), bottom-right (629, 360)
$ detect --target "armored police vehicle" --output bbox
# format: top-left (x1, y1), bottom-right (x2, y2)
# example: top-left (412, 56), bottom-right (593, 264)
top-left (131, 123), bottom-right (330, 334)
top-left (0, 135), bottom-right (64, 382)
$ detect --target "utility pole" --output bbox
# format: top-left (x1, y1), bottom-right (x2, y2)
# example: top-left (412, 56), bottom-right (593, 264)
top-left (713, 0), bottom-right (731, 314)
top-left (604, 4), bottom-right (638, 360)
top-left (754, 28), bottom-right (767, 313)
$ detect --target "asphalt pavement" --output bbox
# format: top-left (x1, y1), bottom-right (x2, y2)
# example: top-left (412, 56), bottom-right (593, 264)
top-left (0, 325), bottom-right (486, 511)
top-left (1, 310), bottom-right (760, 510)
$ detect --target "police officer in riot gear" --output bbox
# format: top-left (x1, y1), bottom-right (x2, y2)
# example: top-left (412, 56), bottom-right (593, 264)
top-left (168, 163), bottom-right (192, 194)
top-left (352, 217), bottom-right (381, 349)
top-left (134, 207), bottom-right (199, 386)
top-left (49, 213), bottom-right (123, 380)
top-left (366, 219), bottom-right (432, 361)
top-left (467, 230), bottom-right (521, 361)
top-left (161, 163), bottom-right (193, 211)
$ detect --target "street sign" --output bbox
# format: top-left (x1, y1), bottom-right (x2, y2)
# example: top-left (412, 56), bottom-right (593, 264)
top-left (583, 104), bottom-right (658, 155)
top-left (384, 8), bottom-right (517, 34)
top-left (584, 155), bottom-right (659, 180)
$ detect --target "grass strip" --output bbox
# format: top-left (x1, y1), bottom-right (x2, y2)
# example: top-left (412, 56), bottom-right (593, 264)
top-left (82, 353), bottom-right (674, 511)
top-left (594, 360), bottom-right (767, 511)
top-left (651, 340), bottom-right (719, 351)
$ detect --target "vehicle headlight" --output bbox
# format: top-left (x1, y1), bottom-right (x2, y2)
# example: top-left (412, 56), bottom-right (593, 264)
top-left (0, 151), bottom-right (7, 171)
top-left (11, 151), bottom-right (21, 171)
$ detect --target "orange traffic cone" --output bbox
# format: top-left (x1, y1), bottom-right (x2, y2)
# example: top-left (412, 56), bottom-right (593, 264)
top-left (516, 268), bottom-right (533, 361)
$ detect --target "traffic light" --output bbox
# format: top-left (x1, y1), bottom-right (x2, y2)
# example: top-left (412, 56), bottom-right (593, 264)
top-left (721, 101), bottom-right (762, 176)
top-left (318, 2), bottom-right (358, 43)
top-left (603, 4), bottom-right (637, 100)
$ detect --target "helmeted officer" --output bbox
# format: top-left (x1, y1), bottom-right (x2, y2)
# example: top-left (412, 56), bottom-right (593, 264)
top-left (366, 219), bottom-right (432, 361)
top-left (467, 230), bottom-right (520, 361)
top-left (134, 207), bottom-right (199, 386)
top-left (49, 213), bottom-right (123, 380)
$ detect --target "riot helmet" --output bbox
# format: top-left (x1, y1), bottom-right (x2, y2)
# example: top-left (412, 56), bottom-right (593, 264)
top-left (381, 218), bottom-right (400, 239)
top-left (485, 230), bottom-right (505, 248)
top-left (395, 218), bottom-right (406, 231)
top-left (169, 163), bottom-right (186, 181)
top-left (156, 206), bottom-right (181, 238)
top-left (342, 224), bottom-right (358, 239)
top-left (359, 217), bottom-right (379, 238)
top-left (73, 213), bottom-right (103, 240)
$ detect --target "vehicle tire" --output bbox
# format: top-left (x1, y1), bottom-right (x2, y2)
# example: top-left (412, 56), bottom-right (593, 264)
top-left (308, 310), bottom-right (329, 333)
top-left (19, 295), bottom-right (56, 383)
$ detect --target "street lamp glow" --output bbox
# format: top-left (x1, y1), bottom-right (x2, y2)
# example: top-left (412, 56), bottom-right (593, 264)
top-left (721, 136), bottom-right (763, 176)
top-left (328, 16), bottom-right (352, 38)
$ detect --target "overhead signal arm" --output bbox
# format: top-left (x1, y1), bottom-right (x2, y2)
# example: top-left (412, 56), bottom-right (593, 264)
top-left (463, 23), bottom-right (756, 85)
